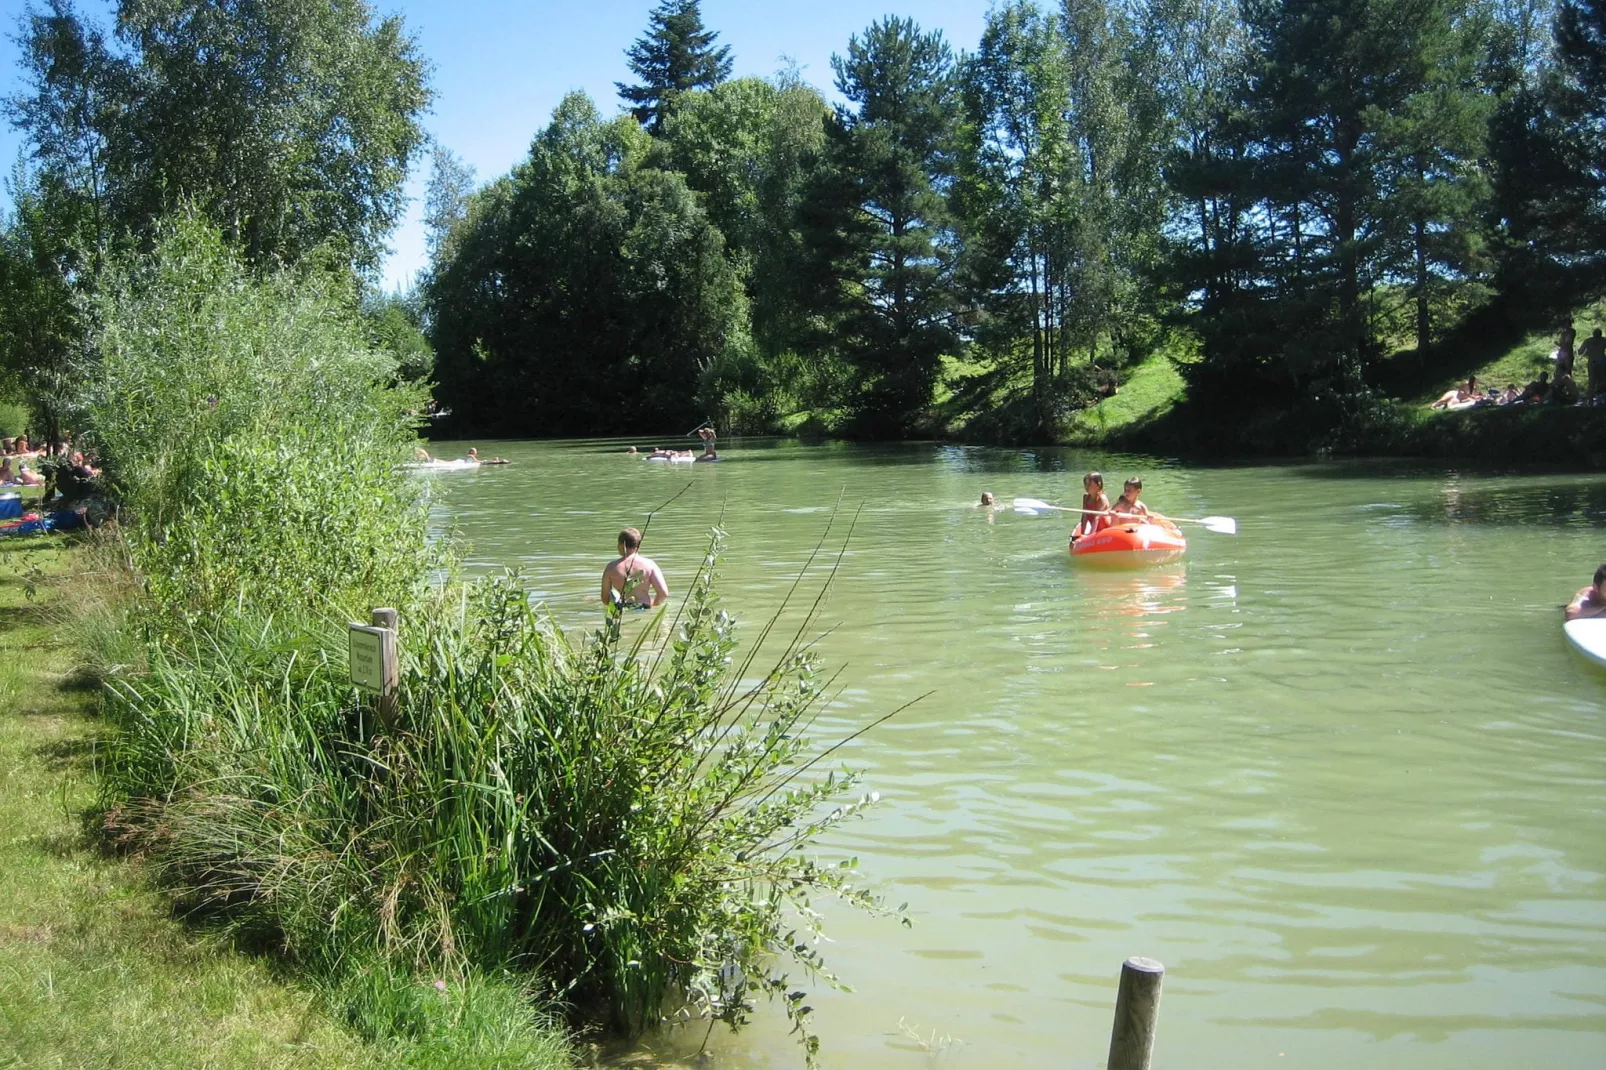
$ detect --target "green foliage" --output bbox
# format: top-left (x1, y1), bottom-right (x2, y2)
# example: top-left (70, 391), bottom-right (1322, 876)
top-left (365, 290), bottom-right (435, 383)
top-left (426, 93), bottom-right (749, 436)
top-left (8, 0), bottom-right (432, 274)
top-left (954, 0), bottom-right (1173, 436)
top-left (1168, 0), bottom-right (1499, 420)
top-left (100, 538), bottom-right (898, 1061)
top-left (1489, 0), bottom-right (1606, 304)
top-left (0, 400), bottom-right (30, 438)
top-left (85, 211), bottom-right (435, 623)
top-left (81, 214), bottom-right (895, 1066)
top-left (0, 166), bottom-right (88, 445)
top-left (617, 0), bottom-right (733, 134)
top-left (798, 17), bottom-right (961, 436)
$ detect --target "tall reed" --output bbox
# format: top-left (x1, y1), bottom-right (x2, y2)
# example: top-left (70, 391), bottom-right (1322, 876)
top-left (100, 531), bottom-right (899, 1061)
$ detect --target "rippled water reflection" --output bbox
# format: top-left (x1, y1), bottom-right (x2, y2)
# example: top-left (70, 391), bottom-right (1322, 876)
top-left (427, 440), bottom-right (1606, 1069)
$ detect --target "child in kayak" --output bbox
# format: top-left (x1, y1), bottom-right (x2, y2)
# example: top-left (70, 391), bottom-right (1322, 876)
top-left (1111, 477), bottom-right (1149, 521)
top-left (1071, 472), bottom-right (1111, 542)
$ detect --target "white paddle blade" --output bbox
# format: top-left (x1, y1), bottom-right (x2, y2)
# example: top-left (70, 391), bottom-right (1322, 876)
top-left (1013, 497), bottom-right (1054, 512)
top-left (1200, 516), bottom-right (1237, 535)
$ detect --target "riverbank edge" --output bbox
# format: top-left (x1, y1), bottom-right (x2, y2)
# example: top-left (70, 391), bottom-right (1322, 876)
top-left (0, 536), bottom-right (576, 1069)
top-left (0, 538), bottom-right (380, 1067)
top-left (1076, 400), bottom-right (1606, 466)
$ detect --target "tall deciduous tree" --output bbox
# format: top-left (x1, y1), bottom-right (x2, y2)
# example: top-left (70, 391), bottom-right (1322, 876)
top-left (423, 143), bottom-right (477, 267)
top-left (800, 17), bottom-right (960, 436)
top-left (617, 0), bottom-right (733, 135)
top-left (426, 93), bottom-right (747, 436)
top-left (7, 0), bottom-right (431, 273)
top-left (955, 1), bottom-right (1074, 426)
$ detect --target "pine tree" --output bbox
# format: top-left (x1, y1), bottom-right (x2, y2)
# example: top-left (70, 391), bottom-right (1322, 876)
top-left (799, 17), bottom-right (960, 436)
top-left (1173, 0), bottom-right (1489, 403)
top-left (616, 0), bottom-right (733, 134)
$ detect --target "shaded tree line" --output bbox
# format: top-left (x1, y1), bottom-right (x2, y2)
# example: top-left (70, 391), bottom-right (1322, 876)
top-left (426, 0), bottom-right (1606, 441)
top-left (2, 0), bottom-right (1602, 446)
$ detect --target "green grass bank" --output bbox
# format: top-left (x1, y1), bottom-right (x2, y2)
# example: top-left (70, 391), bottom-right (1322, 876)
top-left (0, 537), bottom-right (454, 1070)
top-left (1042, 301), bottom-right (1606, 465)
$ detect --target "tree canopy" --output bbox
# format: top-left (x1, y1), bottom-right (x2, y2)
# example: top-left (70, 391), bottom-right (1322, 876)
top-left (4, 0), bottom-right (1603, 451)
top-left (425, 93), bottom-right (746, 436)
top-left (8, 0), bottom-right (431, 273)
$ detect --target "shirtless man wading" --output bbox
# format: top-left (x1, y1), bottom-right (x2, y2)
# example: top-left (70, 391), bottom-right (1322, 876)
top-left (601, 527), bottom-right (669, 610)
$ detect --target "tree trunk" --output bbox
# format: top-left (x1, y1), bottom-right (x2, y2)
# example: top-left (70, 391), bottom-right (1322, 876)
top-left (1413, 162), bottom-right (1431, 355)
top-left (1029, 241), bottom-right (1046, 419)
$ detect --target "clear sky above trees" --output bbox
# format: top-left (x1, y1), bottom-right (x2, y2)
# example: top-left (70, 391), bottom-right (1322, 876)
top-left (0, 0), bottom-right (987, 291)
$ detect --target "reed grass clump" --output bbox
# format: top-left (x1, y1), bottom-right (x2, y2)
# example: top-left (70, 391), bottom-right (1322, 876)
top-left (101, 536), bottom-right (895, 1059)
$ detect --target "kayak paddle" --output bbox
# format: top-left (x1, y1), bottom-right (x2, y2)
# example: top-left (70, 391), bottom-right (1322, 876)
top-left (1011, 497), bottom-right (1237, 535)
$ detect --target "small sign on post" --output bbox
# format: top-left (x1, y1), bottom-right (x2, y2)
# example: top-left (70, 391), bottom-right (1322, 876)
top-left (349, 607), bottom-right (399, 727)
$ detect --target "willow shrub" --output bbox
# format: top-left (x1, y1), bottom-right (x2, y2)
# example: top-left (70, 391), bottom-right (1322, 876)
top-left (84, 211), bottom-right (434, 624)
top-left (101, 533), bottom-right (897, 1062)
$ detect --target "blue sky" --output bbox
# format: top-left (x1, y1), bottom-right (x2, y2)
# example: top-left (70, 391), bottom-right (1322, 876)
top-left (0, 0), bottom-right (991, 291)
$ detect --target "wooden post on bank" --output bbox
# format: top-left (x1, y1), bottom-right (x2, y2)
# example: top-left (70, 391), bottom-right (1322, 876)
top-left (370, 607), bottom-right (399, 727)
top-left (349, 608), bottom-right (399, 732)
top-left (1107, 956), bottom-right (1164, 1070)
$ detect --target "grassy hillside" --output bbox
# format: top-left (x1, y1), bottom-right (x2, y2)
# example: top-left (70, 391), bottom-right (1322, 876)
top-left (1410, 297), bottom-right (1606, 402)
top-left (1064, 353), bottom-right (1185, 443)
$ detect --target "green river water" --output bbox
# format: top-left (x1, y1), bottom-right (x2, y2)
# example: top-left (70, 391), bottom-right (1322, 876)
top-left (427, 439), bottom-right (1606, 1069)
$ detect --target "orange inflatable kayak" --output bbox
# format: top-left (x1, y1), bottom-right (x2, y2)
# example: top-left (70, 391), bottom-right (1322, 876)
top-left (1070, 518), bottom-right (1186, 567)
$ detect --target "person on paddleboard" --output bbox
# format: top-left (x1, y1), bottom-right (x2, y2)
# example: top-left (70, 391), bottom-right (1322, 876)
top-left (602, 527), bottom-right (669, 611)
top-left (1071, 472), bottom-right (1111, 542)
top-left (1565, 564), bottom-right (1606, 621)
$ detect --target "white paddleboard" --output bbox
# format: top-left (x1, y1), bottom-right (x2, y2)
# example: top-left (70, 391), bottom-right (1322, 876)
top-left (1563, 618), bottom-right (1606, 669)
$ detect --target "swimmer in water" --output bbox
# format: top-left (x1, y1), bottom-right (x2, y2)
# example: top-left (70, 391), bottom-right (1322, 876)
top-left (601, 527), bottom-right (669, 610)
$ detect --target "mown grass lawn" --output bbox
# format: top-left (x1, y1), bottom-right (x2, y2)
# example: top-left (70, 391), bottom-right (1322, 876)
top-left (0, 535), bottom-right (406, 1070)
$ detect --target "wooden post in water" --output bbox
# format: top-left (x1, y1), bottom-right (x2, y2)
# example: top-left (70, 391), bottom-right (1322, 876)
top-left (1107, 956), bottom-right (1164, 1070)
top-left (370, 608), bottom-right (399, 728)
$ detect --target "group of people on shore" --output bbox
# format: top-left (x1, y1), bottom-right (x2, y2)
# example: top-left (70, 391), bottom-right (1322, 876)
top-left (1430, 323), bottom-right (1606, 411)
top-left (625, 425), bottom-right (719, 463)
top-left (1, 434), bottom-right (99, 499)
